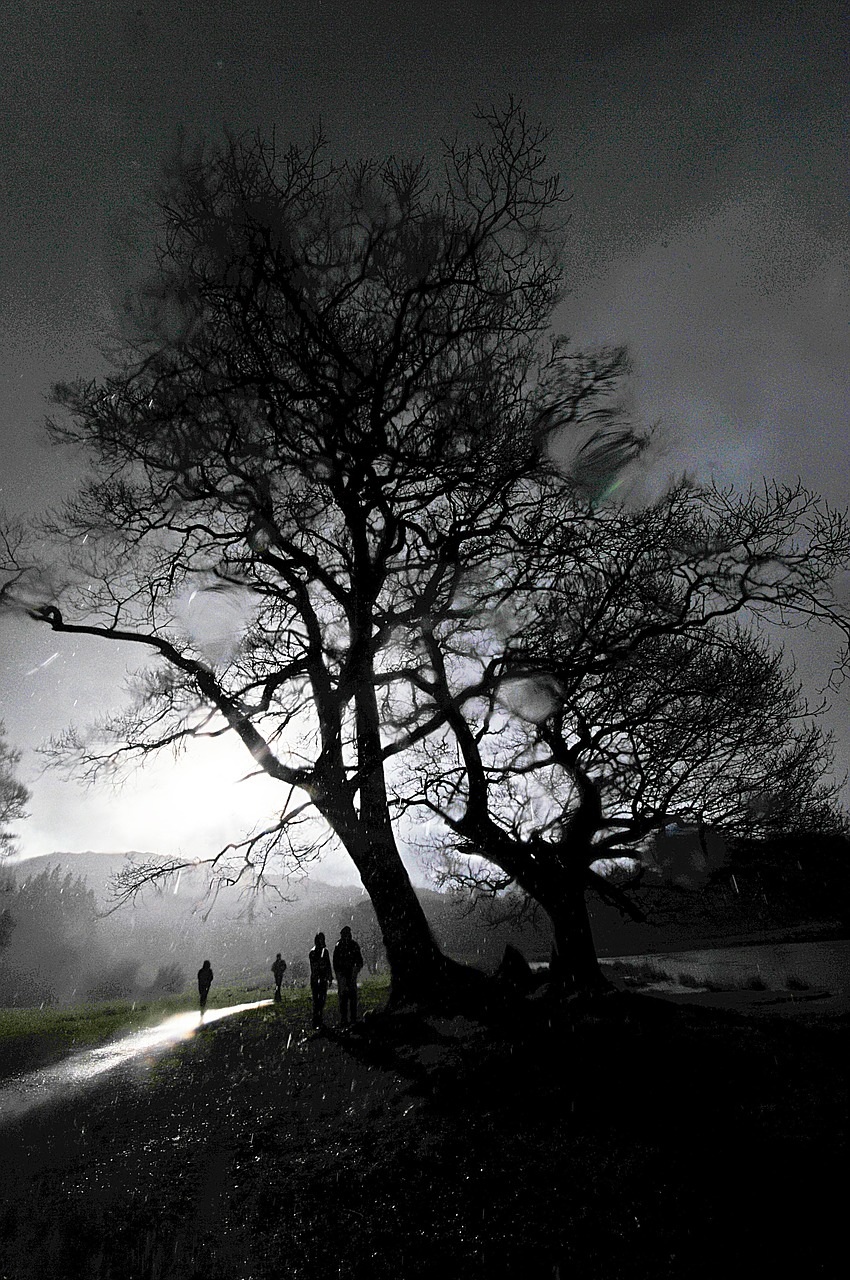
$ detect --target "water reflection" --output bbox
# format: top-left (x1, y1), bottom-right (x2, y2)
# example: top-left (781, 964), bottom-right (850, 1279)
top-left (0, 999), bottom-right (272, 1125)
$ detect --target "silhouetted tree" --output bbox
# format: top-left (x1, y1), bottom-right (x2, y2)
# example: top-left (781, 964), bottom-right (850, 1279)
top-left (0, 722), bottom-right (29, 860)
top-left (402, 481), bottom-right (850, 993)
top-left (0, 865), bottom-right (98, 1005)
top-left (0, 106), bottom-right (642, 1007)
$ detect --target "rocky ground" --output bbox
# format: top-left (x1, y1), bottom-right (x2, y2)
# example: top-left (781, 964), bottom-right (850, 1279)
top-left (0, 988), bottom-right (846, 1279)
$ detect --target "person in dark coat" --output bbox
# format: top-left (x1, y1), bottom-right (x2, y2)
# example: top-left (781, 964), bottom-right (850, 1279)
top-left (271, 953), bottom-right (287, 1001)
top-left (197, 960), bottom-right (213, 1014)
top-left (308, 933), bottom-right (333, 1030)
top-left (333, 926), bottom-right (364, 1027)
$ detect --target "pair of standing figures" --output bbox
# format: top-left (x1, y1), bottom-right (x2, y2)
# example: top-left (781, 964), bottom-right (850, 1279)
top-left (309, 927), bottom-right (364, 1030)
top-left (197, 925), bottom-right (364, 1027)
top-left (198, 957), bottom-right (286, 1011)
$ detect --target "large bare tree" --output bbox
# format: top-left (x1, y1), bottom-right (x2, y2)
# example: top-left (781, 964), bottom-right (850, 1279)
top-left (1, 107), bottom-right (642, 1005)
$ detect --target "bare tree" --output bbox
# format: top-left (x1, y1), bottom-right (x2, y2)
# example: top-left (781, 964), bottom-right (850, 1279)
top-left (1, 106), bottom-right (641, 1006)
top-left (0, 723), bottom-right (29, 860)
top-left (400, 480), bottom-right (850, 993)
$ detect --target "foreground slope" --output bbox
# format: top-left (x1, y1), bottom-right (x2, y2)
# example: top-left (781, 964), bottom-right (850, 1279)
top-left (0, 989), bottom-right (846, 1279)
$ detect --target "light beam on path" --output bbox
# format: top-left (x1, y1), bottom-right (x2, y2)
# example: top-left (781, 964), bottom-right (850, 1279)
top-left (0, 999), bottom-right (273, 1125)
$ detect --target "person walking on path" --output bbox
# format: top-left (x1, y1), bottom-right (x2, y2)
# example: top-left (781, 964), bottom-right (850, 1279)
top-left (308, 933), bottom-right (333, 1031)
top-left (197, 960), bottom-right (213, 1014)
top-left (271, 953), bottom-right (287, 1001)
top-left (333, 926), bottom-right (364, 1028)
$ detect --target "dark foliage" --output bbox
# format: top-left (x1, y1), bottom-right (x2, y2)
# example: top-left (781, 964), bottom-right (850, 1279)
top-left (0, 720), bottom-right (29, 858)
top-left (0, 865), bottom-right (98, 1004)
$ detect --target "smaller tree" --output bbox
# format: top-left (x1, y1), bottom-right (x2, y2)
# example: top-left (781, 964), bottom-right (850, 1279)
top-left (0, 722), bottom-right (29, 860)
top-left (399, 480), bottom-right (850, 994)
top-left (0, 865), bottom-right (98, 1005)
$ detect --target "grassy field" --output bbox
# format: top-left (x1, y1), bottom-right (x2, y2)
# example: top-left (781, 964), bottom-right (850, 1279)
top-left (0, 977), bottom-right (393, 1079)
top-left (603, 958), bottom-right (811, 991)
top-left (0, 980), bottom-right (846, 1279)
top-left (0, 979), bottom-right (371, 1079)
top-left (0, 959), bottom-right (820, 1083)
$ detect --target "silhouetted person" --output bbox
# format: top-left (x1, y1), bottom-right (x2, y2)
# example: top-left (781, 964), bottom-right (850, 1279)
top-left (333, 926), bottom-right (364, 1027)
top-left (308, 933), bottom-right (332, 1030)
top-left (197, 959), bottom-right (213, 1014)
top-left (272, 953), bottom-right (287, 1001)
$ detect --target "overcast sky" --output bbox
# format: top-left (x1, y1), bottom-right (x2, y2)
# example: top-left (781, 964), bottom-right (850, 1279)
top-left (0, 0), bottom-right (847, 879)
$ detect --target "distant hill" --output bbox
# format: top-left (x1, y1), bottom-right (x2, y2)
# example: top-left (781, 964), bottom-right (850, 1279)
top-left (11, 852), bottom-right (553, 986)
top-left (18, 851), bottom-right (354, 919)
top-left (16, 834), bottom-right (846, 983)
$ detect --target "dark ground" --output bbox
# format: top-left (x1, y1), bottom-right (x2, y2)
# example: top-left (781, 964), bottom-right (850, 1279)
top-left (0, 989), bottom-right (846, 1279)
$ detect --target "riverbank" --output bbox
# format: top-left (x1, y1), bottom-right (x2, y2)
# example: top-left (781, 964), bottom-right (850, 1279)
top-left (602, 936), bottom-right (850, 1017)
top-left (598, 918), bottom-right (848, 957)
top-left (0, 986), bottom-right (846, 1278)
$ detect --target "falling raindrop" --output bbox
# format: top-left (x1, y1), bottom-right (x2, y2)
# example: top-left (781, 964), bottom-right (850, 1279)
top-left (25, 652), bottom-right (60, 676)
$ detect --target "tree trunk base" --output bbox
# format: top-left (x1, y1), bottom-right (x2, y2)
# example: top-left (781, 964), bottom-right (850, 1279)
top-left (385, 954), bottom-right (524, 1022)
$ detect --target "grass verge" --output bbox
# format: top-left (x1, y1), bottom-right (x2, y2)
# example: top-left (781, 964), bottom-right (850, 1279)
top-left (605, 958), bottom-right (813, 994)
top-left (0, 980), bottom-right (353, 1079)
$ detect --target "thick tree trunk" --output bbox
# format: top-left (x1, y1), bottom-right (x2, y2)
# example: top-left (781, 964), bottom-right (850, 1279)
top-left (314, 788), bottom-right (484, 1010)
top-left (319, 657), bottom-right (481, 1010)
top-left (307, 595), bottom-right (504, 1013)
top-left (352, 828), bottom-right (449, 1006)
top-left (334, 824), bottom-right (492, 1011)
top-left (548, 879), bottom-right (610, 997)
top-left (353, 659), bottom-right (447, 1004)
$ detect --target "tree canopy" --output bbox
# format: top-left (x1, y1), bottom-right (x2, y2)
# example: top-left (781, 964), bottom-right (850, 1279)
top-left (402, 478), bottom-right (849, 988)
top-left (0, 108), bottom-right (646, 1004)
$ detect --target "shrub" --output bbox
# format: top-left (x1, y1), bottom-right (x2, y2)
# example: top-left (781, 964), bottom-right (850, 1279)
top-left (676, 972), bottom-right (705, 988)
top-left (611, 960), bottom-right (671, 986)
top-left (147, 963), bottom-right (186, 996)
top-left (84, 959), bottom-right (141, 1000)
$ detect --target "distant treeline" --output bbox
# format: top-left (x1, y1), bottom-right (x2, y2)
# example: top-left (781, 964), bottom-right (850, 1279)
top-left (0, 863), bottom-right (193, 1006)
top-left (0, 856), bottom-right (555, 1006)
top-left (588, 833), bottom-right (850, 955)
